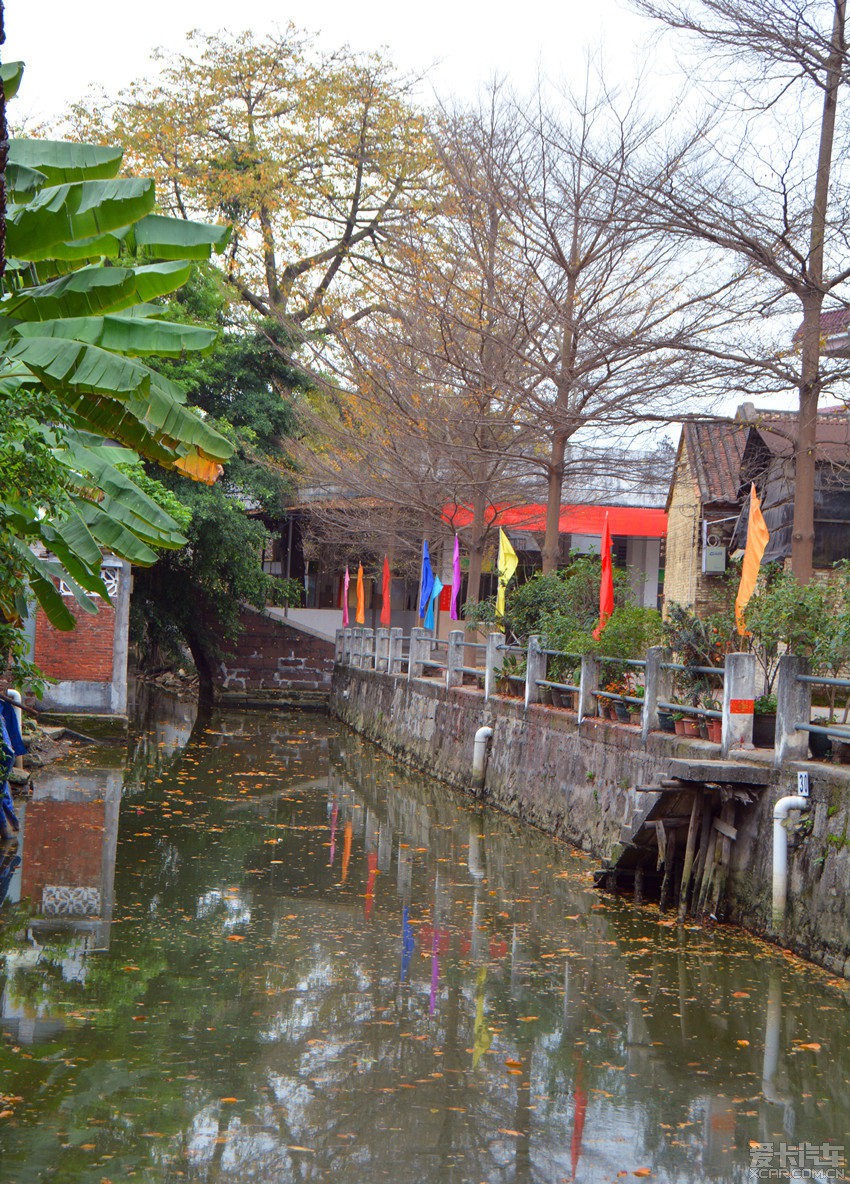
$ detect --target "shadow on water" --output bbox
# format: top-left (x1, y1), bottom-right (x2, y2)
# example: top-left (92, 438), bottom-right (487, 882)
top-left (0, 698), bottom-right (848, 1183)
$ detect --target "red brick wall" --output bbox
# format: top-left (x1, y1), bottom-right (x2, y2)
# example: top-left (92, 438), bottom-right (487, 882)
top-left (21, 801), bottom-right (106, 904)
top-left (34, 599), bottom-right (115, 682)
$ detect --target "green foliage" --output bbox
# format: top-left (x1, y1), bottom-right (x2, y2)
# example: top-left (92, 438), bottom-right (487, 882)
top-left (505, 554), bottom-right (633, 644)
top-left (0, 68), bottom-right (236, 688)
top-left (743, 567), bottom-right (832, 693)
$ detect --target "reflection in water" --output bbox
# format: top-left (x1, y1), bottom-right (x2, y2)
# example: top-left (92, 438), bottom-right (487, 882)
top-left (0, 708), bottom-right (848, 1183)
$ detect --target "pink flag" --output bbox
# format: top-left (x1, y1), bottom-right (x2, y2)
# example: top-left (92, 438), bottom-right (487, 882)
top-left (342, 566), bottom-right (350, 626)
top-left (450, 534), bottom-right (462, 621)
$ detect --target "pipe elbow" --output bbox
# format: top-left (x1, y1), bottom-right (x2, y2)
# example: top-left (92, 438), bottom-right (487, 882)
top-left (773, 795), bottom-right (809, 822)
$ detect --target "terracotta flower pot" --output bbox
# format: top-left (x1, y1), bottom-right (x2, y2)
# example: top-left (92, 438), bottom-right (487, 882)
top-left (682, 719), bottom-right (701, 738)
top-left (706, 719), bottom-right (722, 743)
top-left (674, 718), bottom-right (686, 735)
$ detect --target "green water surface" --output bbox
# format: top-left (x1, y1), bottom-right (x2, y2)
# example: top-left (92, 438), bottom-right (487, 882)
top-left (1, 706), bottom-right (849, 1183)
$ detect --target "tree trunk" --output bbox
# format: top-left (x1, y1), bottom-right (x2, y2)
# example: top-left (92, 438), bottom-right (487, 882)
top-left (541, 437), bottom-right (567, 574)
top-left (790, 0), bottom-right (846, 582)
top-left (185, 629), bottom-right (219, 708)
top-left (465, 490), bottom-right (488, 609)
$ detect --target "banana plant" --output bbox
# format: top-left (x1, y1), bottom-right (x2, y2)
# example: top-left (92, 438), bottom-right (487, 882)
top-left (1, 62), bottom-right (237, 631)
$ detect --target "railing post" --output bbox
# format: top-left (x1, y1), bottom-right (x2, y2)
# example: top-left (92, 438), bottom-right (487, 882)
top-left (351, 628), bottom-right (363, 668)
top-left (375, 627), bottom-right (389, 672)
top-left (362, 628), bottom-right (375, 671)
top-left (484, 632), bottom-right (504, 701)
top-left (388, 627), bottom-right (403, 675)
top-left (525, 635), bottom-right (546, 708)
top-left (722, 651), bottom-right (756, 756)
top-left (447, 629), bottom-right (464, 689)
top-left (408, 626), bottom-right (427, 680)
top-left (775, 654), bottom-right (811, 766)
top-left (342, 627), bottom-right (352, 664)
top-left (642, 645), bottom-right (672, 743)
top-left (335, 628), bottom-right (344, 663)
top-left (578, 654), bottom-right (599, 724)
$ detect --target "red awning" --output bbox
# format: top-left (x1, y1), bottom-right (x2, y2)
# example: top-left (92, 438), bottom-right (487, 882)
top-left (442, 503), bottom-right (667, 538)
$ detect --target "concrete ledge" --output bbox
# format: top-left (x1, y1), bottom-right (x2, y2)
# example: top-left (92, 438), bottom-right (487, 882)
top-left (36, 712), bottom-right (129, 741)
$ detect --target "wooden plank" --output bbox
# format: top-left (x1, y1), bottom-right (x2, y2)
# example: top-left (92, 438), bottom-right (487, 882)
top-left (678, 791), bottom-right (703, 922)
top-left (712, 817), bottom-right (738, 841)
top-left (655, 819), bottom-right (667, 869)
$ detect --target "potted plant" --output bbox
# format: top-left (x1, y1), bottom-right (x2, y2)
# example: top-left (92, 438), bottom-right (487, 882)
top-left (703, 698), bottom-right (722, 743)
top-left (753, 693), bottom-right (777, 748)
top-left (496, 653), bottom-right (526, 697)
top-left (657, 707), bottom-right (676, 733)
top-left (629, 685), bottom-right (645, 722)
top-left (681, 714), bottom-right (701, 738)
top-left (671, 710), bottom-right (686, 735)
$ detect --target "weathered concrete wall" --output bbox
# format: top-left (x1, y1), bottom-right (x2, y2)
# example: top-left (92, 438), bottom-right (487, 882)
top-left (331, 665), bottom-right (850, 978)
top-left (218, 607), bottom-right (335, 695)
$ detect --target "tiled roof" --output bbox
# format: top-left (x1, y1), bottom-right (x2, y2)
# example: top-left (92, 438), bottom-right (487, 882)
top-left (682, 421), bottom-right (749, 505)
top-left (792, 307), bottom-right (850, 344)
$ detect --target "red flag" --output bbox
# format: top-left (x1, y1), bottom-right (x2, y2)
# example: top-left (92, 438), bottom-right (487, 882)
top-left (380, 555), bottom-right (392, 626)
top-left (593, 514), bottom-right (614, 639)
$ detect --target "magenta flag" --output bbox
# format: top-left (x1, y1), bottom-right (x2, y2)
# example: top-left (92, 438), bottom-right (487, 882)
top-left (342, 566), bottom-right (350, 626)
top-left (450, 534), bottom-right (462, 621)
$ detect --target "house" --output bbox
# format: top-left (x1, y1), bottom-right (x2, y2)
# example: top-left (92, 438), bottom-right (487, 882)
top-left (663, 405), bottom-right (850, 614)
top-left (733, 412), bottom-right (850, 565)
top-left (663, 416), bottom-right (752, 615)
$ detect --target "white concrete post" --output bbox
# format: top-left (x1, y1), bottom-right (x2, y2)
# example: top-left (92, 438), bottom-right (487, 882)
top-left (334, 629), bottom-right (344, 663)
top-left (447, 629), bottom-right (465, 689)
top-left (388, 627), bottom-right (403, 675)
top-left (408, 627), bottom-right (427, 680)
top-left (362, 628), bottom-right (375, 670)
top-left (525, 635), bottom-right (546, 708)
top-left (775, 654), bottom-right (811, 766)
top-left (721, 651), bottom-right (756, 756)
top-left (642, 646), bottom-right (673, 743)
top-left (351, 628), bottom-right (363, 668)
top-left (375, 627), bottom-right (389, 673)
top-left (343, 627), bottom-right (353, 664)
top-left (578, 654), bottom-right (600, 723)
top-left (484, 633), bottom-right (504, 701)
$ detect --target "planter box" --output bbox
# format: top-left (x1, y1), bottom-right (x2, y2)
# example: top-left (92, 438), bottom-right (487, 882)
top-left (753, 712), bottom-right (776, 749)
top-left (681, 719), bottom-right (701, 738)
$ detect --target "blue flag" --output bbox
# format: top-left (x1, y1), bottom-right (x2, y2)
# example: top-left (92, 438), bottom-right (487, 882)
top-left (418, 540), bottom-right (434, 618)
top-left (424, 575), bottom-right (443, 630)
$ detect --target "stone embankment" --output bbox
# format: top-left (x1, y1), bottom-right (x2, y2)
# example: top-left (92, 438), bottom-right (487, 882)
top-left (331, 664), bottom-right (850, 980)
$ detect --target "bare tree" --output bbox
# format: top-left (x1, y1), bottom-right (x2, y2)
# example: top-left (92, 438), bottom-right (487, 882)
top-left (628, 0), bottom-right (850, 582)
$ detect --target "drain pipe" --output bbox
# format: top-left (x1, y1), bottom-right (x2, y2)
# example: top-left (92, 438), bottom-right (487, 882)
top-left (472, 726), bottom-right (493, 791)
top-left (772, 795), bottom-right (809, 932)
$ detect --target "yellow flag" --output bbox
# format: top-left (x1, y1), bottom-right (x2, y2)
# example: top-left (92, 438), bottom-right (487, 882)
top-left (735, 483), bottom-right (770, 635)
top-left (496, 528), bottom-right (519, 620)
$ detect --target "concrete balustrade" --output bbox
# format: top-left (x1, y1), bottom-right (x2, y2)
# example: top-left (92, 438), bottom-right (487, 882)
top-left (525, 635), bottom-right (546, 708)
top-left (446, 630), bottom-right (465, 689)
top-left (721, 652), bottom-right (756, 756)
top-left (484, 633), bottom-right (504, 701)
top-left (642, 645), bottom-right (673, 743)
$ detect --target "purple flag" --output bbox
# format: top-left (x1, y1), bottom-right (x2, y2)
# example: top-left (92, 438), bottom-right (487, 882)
top-left (450, 534), bottom-right (461, 621)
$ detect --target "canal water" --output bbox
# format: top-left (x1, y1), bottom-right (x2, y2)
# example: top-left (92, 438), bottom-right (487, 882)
top-left (1, 705), bottom-right (849, 1183)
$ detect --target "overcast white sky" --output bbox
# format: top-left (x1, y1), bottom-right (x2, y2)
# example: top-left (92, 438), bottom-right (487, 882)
top-left (9, 0), bottom-right (664, 122)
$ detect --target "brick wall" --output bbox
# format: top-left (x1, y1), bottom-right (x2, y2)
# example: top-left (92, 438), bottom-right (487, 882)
top-left (33, 599), bottom-right (115, 682)
top-left (217, 607), bottom-right (336, 693)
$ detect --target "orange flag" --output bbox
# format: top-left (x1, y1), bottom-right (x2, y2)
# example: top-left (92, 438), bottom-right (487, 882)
top-left (735, 483), bottom-right (770, 635)
top-left (380, 555), bottom-right (392, 626)
top-left (355, 563), bottom-right (366, 624)
top-left (593, 514), bottom-right (614, 640)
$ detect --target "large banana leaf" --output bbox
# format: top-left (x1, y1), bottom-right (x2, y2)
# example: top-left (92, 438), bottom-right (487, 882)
top-left (8, 138), bottom-right (123, 185)
top-left (130, 213), bottom-right (231, 259)
top-left (1, 62), bottom-right (24, 101)
top-left (14, 313), bottom-right (217, 357)
top-left (3, 260), bottom-right (192, 322)
top-left (8, 177), bottom-right (155, 258)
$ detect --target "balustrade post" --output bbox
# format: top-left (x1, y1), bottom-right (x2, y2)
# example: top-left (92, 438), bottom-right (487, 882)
top-left (335, 628), bottom-right (344, 663)
top-left (408, 627), bottom-right (427, 680)
top-left (375, 627), bottom-right (389, 672)
top-left (447, 630), bottom-right (465, 689)
top-left (722, 651), bottom-right (756, 755)
top-left (388, 627), bottom-right (403, 675)
top-left (525, 635), bottom-right (546, 708)
top-left (351, 628), bottom-right (363, 668)
top-left (578, 654), bottom-right (600, 724)
top-left (341, 627), bottom-right (351, 664)
top-left (775, 655), bottom-right (811, 766)
top-left (642, 645), bottom-right (672, 743)
top-left (484, 632), bottom-right (504, 701)
top-left (362, 628), bottom-right (375, 671)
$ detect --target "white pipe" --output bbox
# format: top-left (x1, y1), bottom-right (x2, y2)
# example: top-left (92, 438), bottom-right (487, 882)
top-left (472, 726), bottom-right (493, 789)
top-left (772, 795), bottom-right (809, 931)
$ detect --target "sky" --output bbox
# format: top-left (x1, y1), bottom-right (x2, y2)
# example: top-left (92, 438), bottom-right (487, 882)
top-left (8, 0), bottom-right (663, 123)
